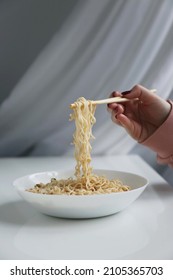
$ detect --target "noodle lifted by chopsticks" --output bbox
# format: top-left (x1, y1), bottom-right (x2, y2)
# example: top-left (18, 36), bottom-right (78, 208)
top-left (28, 97), bottom-right (130, 195)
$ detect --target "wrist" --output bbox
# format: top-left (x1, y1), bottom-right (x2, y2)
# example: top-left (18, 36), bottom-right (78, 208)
top-left (141, 100), bottom-right (173, 158)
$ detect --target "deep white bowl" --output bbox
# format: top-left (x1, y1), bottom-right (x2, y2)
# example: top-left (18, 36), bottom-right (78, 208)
top-left (13, 169), bottom-right (148, 219)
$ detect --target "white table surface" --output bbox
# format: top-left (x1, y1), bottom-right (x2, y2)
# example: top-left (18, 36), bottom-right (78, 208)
top-left (0, 155), bottom-right (173, 260)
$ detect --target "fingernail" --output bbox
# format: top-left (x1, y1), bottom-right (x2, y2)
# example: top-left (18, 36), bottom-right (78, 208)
top-left (122, 90), bottom-right (131, 95)
top-left (112, 91), bottom-right (117, 97)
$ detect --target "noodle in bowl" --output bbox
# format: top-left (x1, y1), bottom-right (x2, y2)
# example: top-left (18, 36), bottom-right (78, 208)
top-left (14, 169), bottom-right (148, 219)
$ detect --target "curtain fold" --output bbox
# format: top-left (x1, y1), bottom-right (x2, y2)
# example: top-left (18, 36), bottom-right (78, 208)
top-left (0, 0), bottom-right (173, 159)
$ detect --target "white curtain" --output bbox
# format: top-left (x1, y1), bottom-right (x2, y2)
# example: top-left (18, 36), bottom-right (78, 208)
top-left (0, 0), bottom-right (173, 169)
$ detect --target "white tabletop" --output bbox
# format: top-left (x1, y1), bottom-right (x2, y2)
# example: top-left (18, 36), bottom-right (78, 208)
top-left (0, 155), bottom-right (173, 260)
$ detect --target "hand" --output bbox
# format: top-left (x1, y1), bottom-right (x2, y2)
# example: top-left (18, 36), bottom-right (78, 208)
top-left (108, 84), bottom-right (171, 142)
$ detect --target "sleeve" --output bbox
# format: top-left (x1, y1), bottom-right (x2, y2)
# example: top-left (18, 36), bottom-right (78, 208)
top-left (141, 100), bottom-right (173, 167)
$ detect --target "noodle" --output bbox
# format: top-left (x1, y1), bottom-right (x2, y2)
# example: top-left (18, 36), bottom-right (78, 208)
top-left (27, 97), bottom-right (131, 195)
top-left (69, 97), bottom-right (96, 181)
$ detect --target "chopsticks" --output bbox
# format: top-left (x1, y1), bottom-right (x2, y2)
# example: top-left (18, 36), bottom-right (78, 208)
top-left (70, 89), bottom-right (157, 108)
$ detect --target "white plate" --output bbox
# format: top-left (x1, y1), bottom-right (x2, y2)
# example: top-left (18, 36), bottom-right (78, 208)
top-left (13, 169), bottom-right (148, 219)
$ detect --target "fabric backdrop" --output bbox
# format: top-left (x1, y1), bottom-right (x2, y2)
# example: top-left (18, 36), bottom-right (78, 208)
top-left (0, 0), bottom-right (173, 183)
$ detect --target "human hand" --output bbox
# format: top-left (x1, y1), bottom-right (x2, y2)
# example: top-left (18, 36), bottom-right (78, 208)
top-left (108, 84), bottom-right (171, 142)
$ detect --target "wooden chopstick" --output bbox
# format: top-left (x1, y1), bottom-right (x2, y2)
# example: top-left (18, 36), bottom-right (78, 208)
top-left (70, 89), bottom-right (157, 108)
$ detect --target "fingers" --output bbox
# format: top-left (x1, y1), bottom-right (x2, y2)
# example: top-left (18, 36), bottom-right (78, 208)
top-left (108, 85), bottom-right (157, 104)
top-left (111, 106), bottom-right (124, 125)
top-left (111, 111), bottom-right (135, 136)
top-left (107, 85), bottom-right (163, 141)
top-left (116, 114), bottom-right (142, 140)
top-left (107, 91), bottom-right (123, 112)
top-left (108, 97), bottom-right (125, 124)
top-left (121, 84), bottom-right (157, 104)
top-left (108, 91), bottom-right (125, 125)
top-left (116, 114), bottom-right (134, 133)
